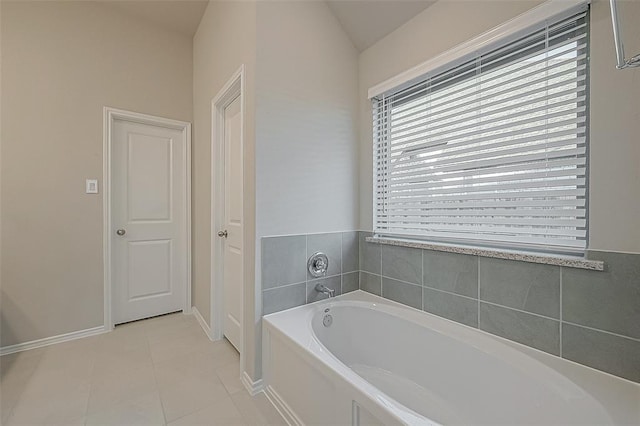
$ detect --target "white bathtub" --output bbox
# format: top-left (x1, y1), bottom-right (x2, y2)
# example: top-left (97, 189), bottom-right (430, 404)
top-left (262, 291), bottom-right (639, 426)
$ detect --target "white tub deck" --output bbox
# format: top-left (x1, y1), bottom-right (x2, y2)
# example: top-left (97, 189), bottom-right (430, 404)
top-left (262, 291), bottom-right (639, 426)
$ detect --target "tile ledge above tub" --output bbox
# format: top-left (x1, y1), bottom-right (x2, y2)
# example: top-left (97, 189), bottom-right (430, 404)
top-left (365, 237), bottom-right (604, 271)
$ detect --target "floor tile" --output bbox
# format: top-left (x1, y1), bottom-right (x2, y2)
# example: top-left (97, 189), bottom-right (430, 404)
top-left (158, 372), bottom-right (229, 422)
top-left (85, 390), bottom-right (165, 425)
top-left (6, 381), bottom-right (90, 425)
top-left (92, 345), bottom-right (153, 382)
top-left (216, 361), bottom-right (243, 395)
top-left (148, 332), bottom-right (204, 365)
top-left (0, 349), bottom-right (45, 381)
top-left (0, 350), bottom-right (44, 423)
top-left (155, 344), bottom-right (237, 387)
top-left (231, 391), bottom-right (286, 426)
top-left (168, 396), bottom-right (246, 425)
top-left (87, 364), bottom-right (157, 415)
top-left (0, 312), bottom-right (283, 426)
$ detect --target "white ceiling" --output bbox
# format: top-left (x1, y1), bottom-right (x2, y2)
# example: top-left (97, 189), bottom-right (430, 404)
top-left (326, 0), bottom-right (435, 51)
top-left (104, 0), bottom-right (209, 37)
top-left (100, 0), bottom-right (434, 50)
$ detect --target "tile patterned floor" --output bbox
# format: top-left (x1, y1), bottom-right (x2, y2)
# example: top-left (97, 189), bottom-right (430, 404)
top-left (0, 313), bottom-right (285, 425)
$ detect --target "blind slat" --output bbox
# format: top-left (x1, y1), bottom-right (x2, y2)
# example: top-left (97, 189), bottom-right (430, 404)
top-left (388, 91), bottom-right (586, 146)
top-left (386, 47), bottom-right (586, 124)
top-left (386, 149), bottom-right (586, 184)
top-left (379, 208), bottom-right (586, 218)
top-left (390, 167), bottom-right (586, 192)
top-left (374, 9), bottom-right (589, 253)
top-left (376, 198), bottom-right (585, 210)
top-left (389, 147), bottom-right (586, 177)
top-left (386, 26), bottom-right (587, 114)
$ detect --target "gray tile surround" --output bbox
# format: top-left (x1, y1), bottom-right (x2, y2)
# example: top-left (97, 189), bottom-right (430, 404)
top-left (262, 283), bottom-right (306, 315)
top-left (381, 277), bottom-right (422, 310)
top-left (423, 251), bottom-right (478, 298)
top-left (359, 271), bottom-right (381, 295)
top-left (382, 245), bottom-right (422, 285)
top-left (341, 232), bottom-right (359, 273)
top-left (359, 231), bottom-right (381, 274)
top-left (342, 272), bottom-right (359, 293)
top-left (423, 287), bottom-right (478, 327)
top-left (479, 258), bottom-right (560, 319)
top-left (479, 302), bottom-right (560, 355)
top-left (562, 323), bottom-right (640, 383)
top-left (262, 231), bottom-right (640, 383)
top-left (307, 233), bottom-right (341, 279)
top-left (563, 251), bottom-right (640, 340)
top-left (262, 236), bottom-right (306, 289)
top-left (262, 232), bottom-right (360, 315)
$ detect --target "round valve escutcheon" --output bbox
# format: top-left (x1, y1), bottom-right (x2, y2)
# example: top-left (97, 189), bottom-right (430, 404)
top-left (307, 252), bottom-right (329, 278)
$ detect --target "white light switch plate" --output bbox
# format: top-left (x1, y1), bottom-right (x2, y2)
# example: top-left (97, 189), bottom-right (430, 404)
top-left (86, 179), bottom-right (98, 194)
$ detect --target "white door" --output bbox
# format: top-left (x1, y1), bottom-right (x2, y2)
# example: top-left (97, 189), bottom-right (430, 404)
top-left (221, 96), bottom-right (243, 351)
top-left (112, 118), bottom-right (187, 324)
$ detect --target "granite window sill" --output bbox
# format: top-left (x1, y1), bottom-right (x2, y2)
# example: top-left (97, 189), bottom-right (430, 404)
top-left (365, 237), bottom-right (604, 271)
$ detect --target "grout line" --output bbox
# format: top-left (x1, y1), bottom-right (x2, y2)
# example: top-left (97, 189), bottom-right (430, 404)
top-left (477, 257), bottom-right (481, 327)
top-left (340, 232), bottom-right (344, 294)
top-left (562, 321), bottom-right (640, 343)
top-left (422, 284), bottom-right (479, 303)
top-left (378, 274), bottom-right (422, 288)
top-left (379, 239), bottom-right (384, 297)
top-left (480, 300), bottom-right (560, 322)
top-left (263, 280), bottom-right (307, 293)
top-left (559, 267), bottom-right (563, 357)
top-left (421, 249), bottom-right (425, 311)
top-left (307, 273), bottom-right (343, 283)
top-left (379, 238), bottom-right (383, 277)
top-left (305, 235), bottom-right (309, 304)
top-left (341, 232), bottom-right (344, 275)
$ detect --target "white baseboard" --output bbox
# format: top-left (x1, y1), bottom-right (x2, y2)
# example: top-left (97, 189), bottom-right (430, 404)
top-left (241, 370), bottom-right (264, 396)
top-left (264, 385), bottom-right (304, 426)
top-left (0, 326), bottom-right (107, 356)
top-left (192, 306), bottom-right (214, 340)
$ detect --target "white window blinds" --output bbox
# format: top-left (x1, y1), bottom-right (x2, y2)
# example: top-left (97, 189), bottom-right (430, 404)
top-left (373, 9), bottom-right (589, 253)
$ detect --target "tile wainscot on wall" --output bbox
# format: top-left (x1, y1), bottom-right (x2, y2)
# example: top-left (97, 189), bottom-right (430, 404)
top-left (359, 232), bottom-right (640, 383)
top-left (261, 231), bottom-right (640, 383)
top-left (262, 232), bottom-right (359, 315)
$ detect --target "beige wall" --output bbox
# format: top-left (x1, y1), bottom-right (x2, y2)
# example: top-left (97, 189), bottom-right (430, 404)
top-left (0, 1), bottom-right (193, 347)
top-left (587, 0), bottom-right (640, 253)
top-left (358, 0), bottom-right (640, 254)
top-left (191, 0), bottom-right (258, 377)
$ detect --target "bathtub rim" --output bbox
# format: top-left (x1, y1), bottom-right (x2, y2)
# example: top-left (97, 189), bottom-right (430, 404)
top-left (263, 294), bottom-right (434, 425)
top-left (262, 290), bottom-right (640, 425)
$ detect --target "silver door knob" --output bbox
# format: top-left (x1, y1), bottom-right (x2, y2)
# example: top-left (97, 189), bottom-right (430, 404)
top-left (116, 229), bottom-right (126, 236)
top-left (217, 230), bottom-right (228, 238)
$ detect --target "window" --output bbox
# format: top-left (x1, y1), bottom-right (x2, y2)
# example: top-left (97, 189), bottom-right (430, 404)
top-left (373, 8), bottom-right (589, 254)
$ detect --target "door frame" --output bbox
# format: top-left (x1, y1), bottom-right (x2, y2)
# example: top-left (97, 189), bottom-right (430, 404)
top-left (103, 107), bottom-right (192, 331)
top-left (210, 66), bottom-right (245, 355)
